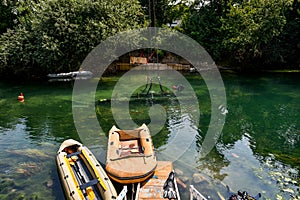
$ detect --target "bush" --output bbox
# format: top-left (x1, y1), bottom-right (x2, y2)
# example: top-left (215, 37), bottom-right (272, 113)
top-left (0, 0), bottom-right (145, 79)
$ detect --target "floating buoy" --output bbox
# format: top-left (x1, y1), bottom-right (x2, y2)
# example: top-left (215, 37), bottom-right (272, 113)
top-left (18, 93), bottom-right (24, 102)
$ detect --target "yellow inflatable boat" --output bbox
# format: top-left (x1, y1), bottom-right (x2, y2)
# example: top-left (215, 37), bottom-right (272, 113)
top-left (56, 139), bottom-right (117, 199)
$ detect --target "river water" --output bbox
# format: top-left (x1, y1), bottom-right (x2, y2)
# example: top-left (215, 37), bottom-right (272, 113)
top-left (0, 72), bottom-right (299, 199)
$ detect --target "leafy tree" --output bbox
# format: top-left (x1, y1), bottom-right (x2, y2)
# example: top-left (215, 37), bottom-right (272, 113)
top-left (0, 0), bottom-right (37, 33)
top-left (283, 0), bottom-right (300, 67)
top-left (220, 0), bottom-right (293, 67)
top-left (139, 0), bottom-right (188, 27)
top-left (181, 0), bottom-right (297, 69)
top-left (0, 0), bottom-right (145, 79)
top-left (0, 1), bottom-right (14, 33)
top-left (181, 0), bottom-right (227, 61)
top-left (262, 0), bottom-right (300, 68)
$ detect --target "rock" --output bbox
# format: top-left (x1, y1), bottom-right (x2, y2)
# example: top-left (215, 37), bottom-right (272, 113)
top-left (16, 168), bottom-right (32, 176)
top-left (180, 176), bottom-right (189, 183)
top-left (284, 177), bottom-right (292, 182)
top-left (10, 189), bottom-right (17, 193)
top-left (193, 173), bottom-right (206, 184)
top-left (232, 153), bottom-right (239, 158)
top-left (17, 162), bottom-right (41, 176)
top-left (176, 178), bottom-right (187, 188)
top-left (291, 180), bottom-right (297, 184)
top-left (7, 149), bottom-right (51, 160)
top-left (20, 162), bottom-right (40, 170)
top-left (0, 163), bottom-right (11, 174)
top-left (276, 194), bottom-right (283, 200)
top-left (282, 188), bottom-right (294, 194)
top-left (46, 179), bottom-right (53, 188)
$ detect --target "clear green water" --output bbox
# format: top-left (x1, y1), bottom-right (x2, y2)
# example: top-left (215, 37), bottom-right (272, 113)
top-left (0, 72), bottom-right (299, 199)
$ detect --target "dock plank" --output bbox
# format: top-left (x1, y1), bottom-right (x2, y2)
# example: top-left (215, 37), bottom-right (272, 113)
top-left (137, 161), bottom-right (174, 200)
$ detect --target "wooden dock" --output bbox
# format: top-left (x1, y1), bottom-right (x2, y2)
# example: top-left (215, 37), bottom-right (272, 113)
top-left (135, 161), bottom-right (180, 200)
top-left (115, 63), bottom-right (190, 71)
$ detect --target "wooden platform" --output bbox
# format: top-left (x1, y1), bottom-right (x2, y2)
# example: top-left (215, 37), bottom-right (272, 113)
top-left (115, 63), bottom-right (190, 71)
top-left (136, 161), bottom-right (179, 200)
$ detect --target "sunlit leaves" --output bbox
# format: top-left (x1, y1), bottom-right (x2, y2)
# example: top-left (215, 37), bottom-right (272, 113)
top-left (0, 0), bottom-right (145, 78)
top-left (181, 0), bottom-right (297, 68)
top-left (221, 0), bottom-right (292, 60)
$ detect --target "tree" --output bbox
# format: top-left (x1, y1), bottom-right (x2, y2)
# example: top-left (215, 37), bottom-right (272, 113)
top-left (0, 0), bottom-right (145, 79)
top-left (181, 0), bottom-right (296, 69)
top-left (262, 0), bottom-right (300, 68)
top-left (181, 0), bottom-right (227, 61)
top-left (0, 1), bottom-right (14, 33)
top-left (139, 0), bottom-right (188, 27)
top-left (220, 0), bottom-right (293, 67)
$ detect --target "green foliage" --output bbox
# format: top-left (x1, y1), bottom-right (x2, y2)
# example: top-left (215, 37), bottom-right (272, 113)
top-left (263, 0), bottom-right (300, 68)
top-left (181, 0), bottom-right (299, 69)
top-left (220, 0), bottom-right (292, 66)
top-left (0, 0), bottom-right (145, 79)
top-left (181, 0), bottom-right (225, 60)
top-left (155, 0), bottom-right (189, 27)
top-left (1, 0), bottom-right (299, 76)
top-left (139, 0), bottom-right (188, 27)
top-left (0, 1), bottom-right (14, 33)
top-left (0, 28), bottom-right (35, 77)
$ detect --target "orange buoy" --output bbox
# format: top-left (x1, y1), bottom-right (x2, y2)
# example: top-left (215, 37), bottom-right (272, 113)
top-left (18, 93), bottom-right (24, 102)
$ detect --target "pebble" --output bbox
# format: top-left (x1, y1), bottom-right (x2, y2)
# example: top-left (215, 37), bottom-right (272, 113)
top-left (10, 189), bottom-right (17, 193)
top-left (282, 188), bottom-right (294, 194)
top-left (276, 194), bottom-right (283, 200)
top-left (180, 176), bottom-right (189, 183)
top-left (192, 173), bottom-right (206, 184)
top-left (46, 179), bottom-right (53, 188)
top-left (284, 177), bottom-right (292, 182)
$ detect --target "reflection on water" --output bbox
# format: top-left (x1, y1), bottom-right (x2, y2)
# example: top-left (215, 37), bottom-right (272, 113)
top-left (0, 73), bottom-right (299, 199)
top-left (203, 73), bottom-right (300, 199)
